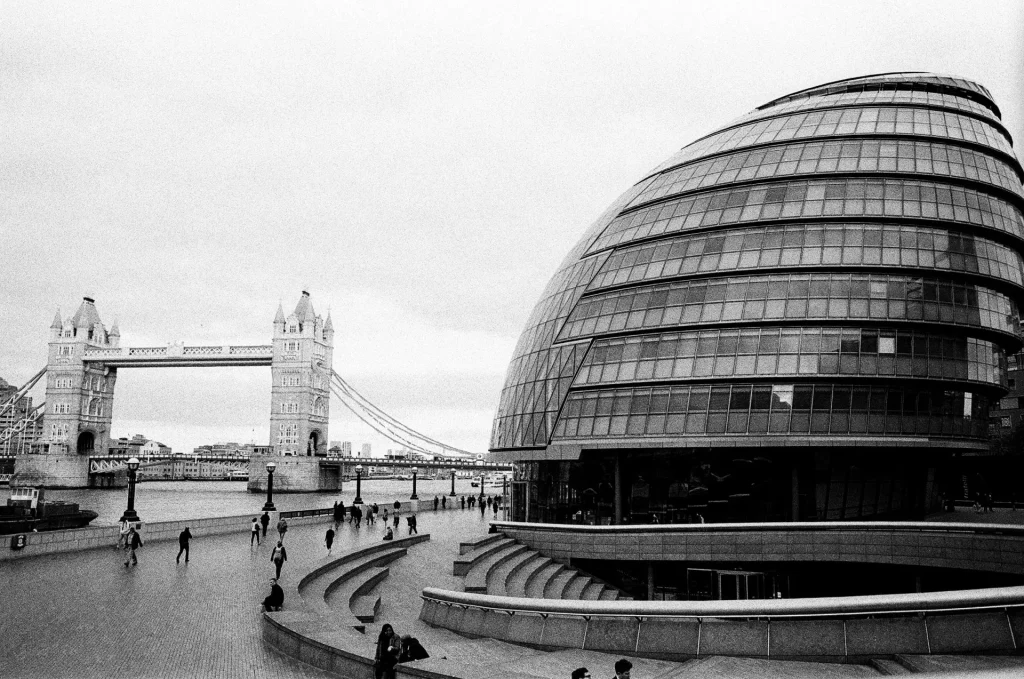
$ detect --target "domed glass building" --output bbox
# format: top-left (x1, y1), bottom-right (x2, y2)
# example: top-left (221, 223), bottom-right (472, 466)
top-left (490, 73), bottom-right (1024, 524)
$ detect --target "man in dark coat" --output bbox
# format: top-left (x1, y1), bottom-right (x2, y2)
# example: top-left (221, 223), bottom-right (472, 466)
top-left (262, 577), bottom-right (284, 611)
top-left (124, 526), bottom-right (143, 567)
top-left (260, 511), bottom-right (270, 538)
top-left (176, 526), bottom-right (192, 563)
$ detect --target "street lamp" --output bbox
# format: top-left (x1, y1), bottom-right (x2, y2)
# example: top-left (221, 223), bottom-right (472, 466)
top-left (120, 457), bottom-right (141, 523)
top-left (354, 464), bottom-right (363, 505)
top-left (410, 466), bottom-right (419, 500)
top-left (449, 470), bottom-right (457, 497)
top-left (262, 461), bottom-right (277, 512)
top-left (503, 474), bottom-right (508, 520)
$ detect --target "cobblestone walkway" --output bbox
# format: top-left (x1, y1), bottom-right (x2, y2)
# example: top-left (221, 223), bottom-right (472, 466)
top-left (0, 502), bottom-right (489, 679)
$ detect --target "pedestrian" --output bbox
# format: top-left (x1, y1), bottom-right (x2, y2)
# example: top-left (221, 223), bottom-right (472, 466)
top-left (332, 501), bottom-right (342, 528)
top-left (369, 503), bottom-right (378, 525)
top-left (571, 668), bottom-right (590, 679)
top-left (461, 495), bottom-right (466, 510)
top-left (393, 504), bottom-right (401, 529)
top-left (251, 517), bottom-right (261, 546)
top-left (123, 526), bottom-right (143, 567)
top-left (373, 623), bottom-right (402, 679)
top-left (487, 496), bottom-right (492, 509)
top-left (407, 513), bottom-right (417, 535)
top-left (433, 496), bottom-right (439, 511)
top-left (383, 526), bottom-right (394, 541)
top-left (277, 516), bottom-right (288, 541)
top-left (399, 635), bottom-right (429, 662)
top-left (325, 527), bottom-right (335, 556)
top-left (176, 526), bottom-right (193, 563)
top-left (383, 507), bottom-right (389, 523)
top-left (337, 499), bottom-right (346, 526)
top-left (260, 511), bottom-right (270, 538)
top-left (441, 495), bottom-right (447, 509)
top-left (613, 658), bottom-right (632, 678)
top-left (271, 541), bottom-right (288, 579)
top-left (354, 504), bottom-right (363, 527)
top-left (493, 500), bottom-right (499, 516)
top-left (262, 577), bottom-right (284, 612)
top-left (479, 498), bottom-right (486, 516)
top-left (117, 517), bottom-right (131, 549)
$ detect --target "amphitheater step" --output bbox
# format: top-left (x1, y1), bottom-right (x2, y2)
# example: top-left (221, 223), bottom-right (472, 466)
top-left (346, 566), bottom-right (388, 623)
top-left (465, 543), bottom-right (529, 593)
top-left (543, 568), bottom-right (576, 599)
top-left (597, 586), bottom-right (619, 601)
top-left (454, 536), bottom-right (517, 576)
top-left (578, 580), bottom-right (605, 601)
top-left (304, 546), bottom-right (407, 619)
top-left (484, 546), bottom-right (537, 596)
top-left (563, 574), bottom-right (592, 600)
top-left (528, 562), bottom-right (565, 599)
top-left (458, 532), bottom-right (504, 555)
top-left (506, 554), bottom-right (552, 597)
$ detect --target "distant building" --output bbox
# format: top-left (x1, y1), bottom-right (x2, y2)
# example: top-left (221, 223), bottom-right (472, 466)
top-left (341, 441), bottom-right (352, 457)
top-left (108, 434), bottom-right (170, 458)
top-left (0, 376), bottom-right (41, 456)
top-left (360, 443), bottom-right (371, 458)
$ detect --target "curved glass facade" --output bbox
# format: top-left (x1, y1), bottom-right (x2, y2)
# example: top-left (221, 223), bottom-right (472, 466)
top-left (491, 74), bottom-right (1024, 524)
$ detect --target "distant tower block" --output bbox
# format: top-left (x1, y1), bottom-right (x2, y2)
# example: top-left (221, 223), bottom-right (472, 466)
top-left (17, 297), bottom-right (120, 487)
top-left (270, 291), bottom-right (334, 457)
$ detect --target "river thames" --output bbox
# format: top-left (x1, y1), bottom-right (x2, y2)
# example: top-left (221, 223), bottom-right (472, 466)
top-left (0, 477), bottom-right (496, 525)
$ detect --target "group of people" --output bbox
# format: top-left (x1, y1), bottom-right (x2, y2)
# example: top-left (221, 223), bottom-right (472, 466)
top-left (373, 623), bottom-right (429, 678)
top-left (572, 658), bottom-right (633, 679)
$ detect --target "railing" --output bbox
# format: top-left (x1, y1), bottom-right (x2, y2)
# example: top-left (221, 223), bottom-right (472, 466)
top-left (421, 585), bottom-right (1024, 619)
top-left (83, 345), bottom-right (273, 362)
top-left (489, 519), bottom-right (1024, 537)
top-left (280, 507), bottom-right (335, 519)
top-left (0, 473), bottom-right (12, 484)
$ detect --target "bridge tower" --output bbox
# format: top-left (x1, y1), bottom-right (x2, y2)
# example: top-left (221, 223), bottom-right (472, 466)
top-left (15, 297), bottom-right (119, 487)
top-left (269, 291), bottom-right (333, 456)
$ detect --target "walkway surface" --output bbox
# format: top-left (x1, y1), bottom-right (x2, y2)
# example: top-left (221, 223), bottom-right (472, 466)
top-left (4, 504), bottom-right (1024, 678)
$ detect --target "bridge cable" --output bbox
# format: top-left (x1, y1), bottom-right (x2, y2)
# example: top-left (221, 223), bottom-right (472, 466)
top-left (0, 367), bottom-right (46, 420)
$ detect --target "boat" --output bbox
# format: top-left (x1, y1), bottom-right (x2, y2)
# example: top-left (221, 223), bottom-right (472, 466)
top-left (0, 486), bottom-right (99, 535)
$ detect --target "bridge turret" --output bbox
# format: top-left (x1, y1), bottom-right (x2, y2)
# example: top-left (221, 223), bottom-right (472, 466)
top-left (49, 309), bottom-right (62, 340)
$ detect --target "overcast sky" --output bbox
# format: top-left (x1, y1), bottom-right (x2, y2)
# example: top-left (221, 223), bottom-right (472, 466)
top-left (2, 1), bottom-right (1022, 455)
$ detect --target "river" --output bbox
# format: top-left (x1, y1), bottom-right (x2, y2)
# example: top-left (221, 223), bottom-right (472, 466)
top-left (0, 477), bottom-right (497, 526)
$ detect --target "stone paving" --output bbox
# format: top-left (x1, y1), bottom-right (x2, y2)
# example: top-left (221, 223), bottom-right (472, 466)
top-left (5, 503), bottom-right (1024, 678)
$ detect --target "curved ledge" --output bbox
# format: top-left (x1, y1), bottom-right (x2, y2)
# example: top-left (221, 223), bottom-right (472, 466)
top-left (489, 519), bottom-right (1024, 536)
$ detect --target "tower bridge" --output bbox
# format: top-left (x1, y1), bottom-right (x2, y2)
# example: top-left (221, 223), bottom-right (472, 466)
top-left (5, 291), bottom-right (505, 492)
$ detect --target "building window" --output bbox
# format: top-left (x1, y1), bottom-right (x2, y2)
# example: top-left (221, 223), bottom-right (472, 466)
top-left (278, 423), bottom-right (298, 446)
top-left (281, 373), bottom-right (300, 387)
top-left (58, 346), bottom-right (75, 357)
top-left (1002, 417), bottom-right (1012, 427)
top-left (281, 402), bottom-right (299, 414)
top-left (283, 341), bottom-right (300, 354)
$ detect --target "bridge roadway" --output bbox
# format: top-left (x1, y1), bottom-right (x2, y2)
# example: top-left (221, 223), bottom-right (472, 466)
top-left (81, 344), bottom-right (273, 368)
top-left (88, 455), bottom-right (512, 475)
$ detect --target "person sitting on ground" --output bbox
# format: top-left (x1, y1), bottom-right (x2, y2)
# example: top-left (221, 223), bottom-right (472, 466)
top-left (613, 658), bottom-right (632, 678)
top-left (571, 668), bottom-right (590, 679)
top-left (262, 577), bottom-right (284, 611)
top-left (398, 635), bottom-right (429, 662)
top-left (383, 526), bottom-right (394, 541)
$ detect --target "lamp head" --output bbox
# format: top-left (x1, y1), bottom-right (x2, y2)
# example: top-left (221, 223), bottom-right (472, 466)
top-left (266, 461), bottom-right (277, 473)
top-left (127, 457), bottom-right (139, 471)
top-left (356, 464), bottom-right (363, 473)
top-left (412, 466), bottom-right (418, 474)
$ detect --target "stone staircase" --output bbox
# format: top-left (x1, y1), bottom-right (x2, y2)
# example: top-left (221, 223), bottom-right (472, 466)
top-left (455, 533), bottom-right (629, 601)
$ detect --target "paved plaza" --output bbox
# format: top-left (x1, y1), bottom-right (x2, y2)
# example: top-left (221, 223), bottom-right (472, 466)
top-left (5, 504), bottom-right (1024, 678)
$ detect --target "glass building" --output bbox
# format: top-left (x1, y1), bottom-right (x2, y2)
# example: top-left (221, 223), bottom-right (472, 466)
top-left (490, 73), bottom-right (1024, 524)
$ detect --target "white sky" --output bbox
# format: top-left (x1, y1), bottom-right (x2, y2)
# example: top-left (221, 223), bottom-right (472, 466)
top-left (2, 1), bottom-right (1022, 455)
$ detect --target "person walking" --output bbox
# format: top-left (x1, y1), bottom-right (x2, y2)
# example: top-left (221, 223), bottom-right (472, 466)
top-left (613, 658), bottom-right (632, 678)
top-left (392, 503), bottom-right (401, 529)
top-left (124, 526), bottom-right (143, 567)
top-left (479, 498), bottom-right (486, 516)
top-left (260, 511), bottom-right (270, 538)
top-left (277, 517), bottom-right (288, 541)
top-left (117, 518), bottom-right (131, 550)
top-left (262, 577), bottom-right (284, 611)
top-left (373, 623), bottom-right (402, 679)
top-left (176, 526), bottom-right (193, 563)
top-left (433, 496), bottom-right (439, 511)
top-left (336, 499), bottom-right (346, 527)
top-left (368, 503), bottom-right (377, 525)
top-left (493, 499), bottom-right (499, 516)
top-left (460, 495), bottom-right (466, 510)
top-left (270, 541), bottom-right (288, 579)
top-left (406, 513), bottom-right (418, 535)
top-left (251, 517), bottom-right (261, 546)
top-left (325, 527), bottom-right (335, 556)
top-left (441, 495), bottom-right (447, 509)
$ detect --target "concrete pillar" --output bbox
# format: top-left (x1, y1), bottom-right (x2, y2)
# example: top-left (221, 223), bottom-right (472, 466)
top-left (614, 453), bottom-right (622, 525)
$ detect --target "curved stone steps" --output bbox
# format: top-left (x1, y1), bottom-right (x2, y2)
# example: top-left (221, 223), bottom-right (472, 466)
top-left (465, 542), bottom-right (529, 593)
top-left (543, 568), bottom-right (576, 599)
top-left (526, 562), bottom-right (564, 598)
top-left (453, 536), bottom-right (517, 576)
top-left (458, 532), bottom-right (504, 556)
top-left (307, 548), bottom-right (406, 620)
top-left (484, 546), bottom-right (537, 596)
top-left (505, 554), bottom-right (552, 597)
top-left (561, 574), bottom-right (591, 600)
top-left (580, 581), bottom-right (605, 600)
top-left (598, 585), bottom-right (620, 601)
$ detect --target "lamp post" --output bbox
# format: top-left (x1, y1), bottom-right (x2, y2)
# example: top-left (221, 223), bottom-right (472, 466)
top-left (354, 464), bottom-right (363, 505)
top-left (410, 466), bottom-right (419, 500)
top-left (120, 457), bottom-right (141, 523)
top-left (262, 461), bottom-right (277, 512)
top-left (449, 470), bottom-right (456, 497)
top-left (503, 474), bottom-right (508, 520)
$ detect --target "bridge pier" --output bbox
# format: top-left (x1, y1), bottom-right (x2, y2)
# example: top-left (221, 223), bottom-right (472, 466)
top-left (12, 453), bottom-right (90, 488)
top-left (247, 454), bottom-right (340, 494)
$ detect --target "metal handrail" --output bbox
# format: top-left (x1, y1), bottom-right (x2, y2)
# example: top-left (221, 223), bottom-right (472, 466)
top-left (421, 585), bottom-right (1024, 619)
top-left (489, 519), bottom-right (1024, 536)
